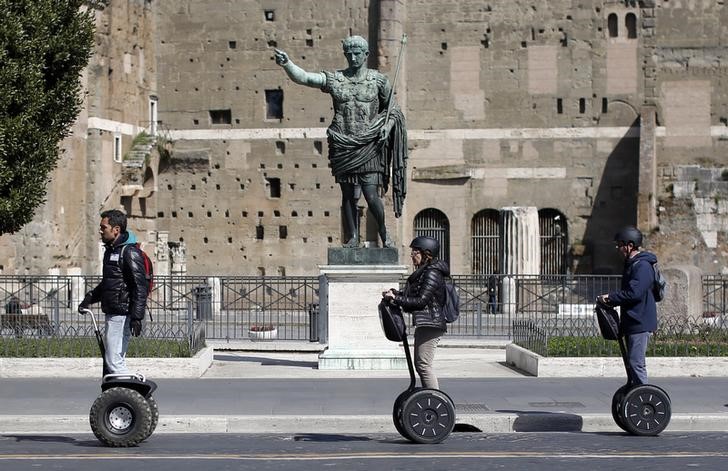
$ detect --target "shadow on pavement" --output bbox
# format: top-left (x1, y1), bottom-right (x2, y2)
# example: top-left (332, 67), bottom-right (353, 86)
top-left (214, 354), bottom-right (317, 368)
top-left (496, 410), bottom-right (583, 432)
top-left (497, 361), bottom-right (535, 377)
top-left (293, 434), bottom-right (372, 442)
top-left (2, 435), bottom-right (102, 448)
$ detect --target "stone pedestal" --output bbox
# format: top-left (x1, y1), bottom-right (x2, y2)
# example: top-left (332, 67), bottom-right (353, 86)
top-left (318, 263), bottom-right (409, 370)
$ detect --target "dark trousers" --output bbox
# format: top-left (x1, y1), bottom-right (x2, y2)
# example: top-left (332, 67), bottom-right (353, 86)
top-left (626, 332), bottom-right (650, 385)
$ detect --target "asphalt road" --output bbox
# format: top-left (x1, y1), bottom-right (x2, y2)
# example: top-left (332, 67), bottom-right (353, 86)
top-left (1, 432), bottom-right (727, 471)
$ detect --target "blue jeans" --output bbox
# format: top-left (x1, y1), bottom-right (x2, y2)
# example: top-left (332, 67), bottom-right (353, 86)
top-left (104, 315), bottom-right (131, 374)
top-left (488, 295), bottom-right (497, 314)
top-left (626, 332), bottom-right (650, 385)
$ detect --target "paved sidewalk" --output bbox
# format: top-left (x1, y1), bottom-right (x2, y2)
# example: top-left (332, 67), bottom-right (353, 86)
top-left (1, 347), bottom-right (727, 435)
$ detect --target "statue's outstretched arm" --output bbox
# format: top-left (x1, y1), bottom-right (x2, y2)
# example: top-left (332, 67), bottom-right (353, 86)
top-left (274, 49), bottom-right (325, 88)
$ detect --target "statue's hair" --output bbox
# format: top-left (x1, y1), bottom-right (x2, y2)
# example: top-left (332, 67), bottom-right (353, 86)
top-left (342, 35), bottom-right (368, 52)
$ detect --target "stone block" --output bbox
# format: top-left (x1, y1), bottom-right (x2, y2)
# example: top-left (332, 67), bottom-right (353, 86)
top-left (318, 264), bottom-right (409, 370)
top-left (660, 265), bottom-right (703, 322)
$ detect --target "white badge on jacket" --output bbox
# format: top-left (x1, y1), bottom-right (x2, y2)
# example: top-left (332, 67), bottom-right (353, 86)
top-left (110, 254), bottom-right (120, 262)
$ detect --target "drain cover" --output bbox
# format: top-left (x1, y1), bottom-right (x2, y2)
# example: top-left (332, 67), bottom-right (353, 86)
top-left (528, 401), bottom-right (585, 408)
top-left (454, 403), bottom-right (490, 413)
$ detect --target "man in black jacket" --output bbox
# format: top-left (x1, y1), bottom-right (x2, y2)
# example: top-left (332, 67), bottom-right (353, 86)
top-left (79, 209), bottom-right (148, 374)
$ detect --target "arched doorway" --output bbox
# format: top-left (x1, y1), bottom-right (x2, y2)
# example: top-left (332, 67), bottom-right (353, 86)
top-left (471, 209), bottom-right (500, 274)
top-left (538, 208), bottom-right (568, 274)
top-left (413, 208), bottom-right (450, 263)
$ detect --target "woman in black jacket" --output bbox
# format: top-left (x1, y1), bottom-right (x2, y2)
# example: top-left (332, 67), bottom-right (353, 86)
top-left (384, 236), bottom-right (448, 389)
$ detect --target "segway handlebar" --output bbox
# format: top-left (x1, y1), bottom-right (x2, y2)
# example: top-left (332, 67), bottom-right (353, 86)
top-left (80, 308), bottom-right (101, 331)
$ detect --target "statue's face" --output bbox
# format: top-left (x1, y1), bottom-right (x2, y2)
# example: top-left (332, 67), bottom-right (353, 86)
top-left (344, 47), bottom-right (367, 68)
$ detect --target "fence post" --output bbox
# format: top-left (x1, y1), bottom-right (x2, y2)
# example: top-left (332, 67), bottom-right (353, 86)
top-left (476, 302), bottom-right (483, 336)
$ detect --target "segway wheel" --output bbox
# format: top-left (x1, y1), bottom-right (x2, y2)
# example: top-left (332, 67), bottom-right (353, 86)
top-left (611, 384), bottom-right (630, 433)
top-left (89, 387), bottom-right (153, 447)
top-left (400, 389), bottom-right (456, 444)
top-left (621, 384), bottom-right (671, 436)
top-left (139, 395), bottom-right (159, 442)
top-left (392, 390), bottom-right (414, 439)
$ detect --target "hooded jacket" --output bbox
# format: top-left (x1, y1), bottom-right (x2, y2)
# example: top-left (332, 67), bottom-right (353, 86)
top-left (84, 231), bottom-right (148, 321)
top-left (608, 251), bottom-right (658, 335)
top-left (392, 259), bottom-right (449, 331)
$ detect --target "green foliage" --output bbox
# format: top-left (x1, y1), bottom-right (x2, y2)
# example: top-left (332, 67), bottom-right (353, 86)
top-left (546, 333), bottom-right (728, 357)
top-left (546, 336), bottom-right (622, 357)
top-left (0, 337), bottom-right (193, 358)
top-left (129, 131), bottom-right (152, 149)
top-left (0, 1), bottom-right (96, 234)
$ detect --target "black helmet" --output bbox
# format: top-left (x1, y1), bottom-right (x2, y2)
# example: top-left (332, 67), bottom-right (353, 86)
top-left (614, 226), bottom-right (643, 247)
top-left (410, 236), bottom-right (439, 257)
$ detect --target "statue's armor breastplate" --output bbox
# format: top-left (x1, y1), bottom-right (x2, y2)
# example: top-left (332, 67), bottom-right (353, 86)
top-left (324, 70), bottom-right (381, 136)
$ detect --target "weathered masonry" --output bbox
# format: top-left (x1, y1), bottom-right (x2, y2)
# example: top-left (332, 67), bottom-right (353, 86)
top-left (0, 0), bottom-right (726, 277)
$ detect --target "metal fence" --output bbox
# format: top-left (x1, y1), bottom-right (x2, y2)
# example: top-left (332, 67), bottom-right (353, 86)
top-left (0, 275), bottom-right (205, 357)
top-left (509, 274), bottom-right (728, 357)
top-left (703, 274), bottom-right (728, 322)
top-left (2, 273), bottom-right (727, 353)
top-left (446, 274), bottom-right (622, 338)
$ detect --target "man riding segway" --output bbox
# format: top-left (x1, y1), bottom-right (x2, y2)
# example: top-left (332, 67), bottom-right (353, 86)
top-left (78, 209), bottom-right (158, 446)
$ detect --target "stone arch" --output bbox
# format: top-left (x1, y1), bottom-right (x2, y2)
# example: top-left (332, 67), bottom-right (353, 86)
top-left (607, 13), bottom-right (618, 38)
top-left (142, 166), bottom-right (156, 196)
top-left (471, 209), bottom-right (500, 274)
top-left (625, 12), bottom-right (637, 39)
top-left (413, 208), bottom-right (450, 264)
top-left (538, 208), bottom-right (568, 275)
top-left (600, 99), bottom-right (640, 127)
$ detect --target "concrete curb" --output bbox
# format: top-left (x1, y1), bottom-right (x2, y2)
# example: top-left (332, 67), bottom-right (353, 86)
top-left (2, 413), bottom-right (727, 435)
top-left (0, 346), bottom-right (214, 379)
top-left (505, 343), bottom-right (728, 377)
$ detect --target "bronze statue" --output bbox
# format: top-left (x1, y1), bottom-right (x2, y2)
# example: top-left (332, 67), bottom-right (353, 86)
top-left (274, 36), bottom-right (407, 248)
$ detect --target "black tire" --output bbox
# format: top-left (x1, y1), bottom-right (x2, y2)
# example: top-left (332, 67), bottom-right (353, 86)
top-left (89, 387), bottom-right (153, 447)
top-left (400, 389), bottom-right (456, 444)
top-left (611, 384), bottom-right (630, 432)
top-left (139, 395), bottom-right (159, 442)
top-left (392, 390), bottom-right (414, 439)
top-left (621, 384), bottom-right (671, 436)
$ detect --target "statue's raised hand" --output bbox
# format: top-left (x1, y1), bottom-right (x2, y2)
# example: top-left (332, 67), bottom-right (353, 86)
top-left (274, 48), bottom-right (289, 66)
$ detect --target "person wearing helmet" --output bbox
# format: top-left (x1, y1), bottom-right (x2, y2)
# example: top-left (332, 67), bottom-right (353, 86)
top-left (383, 236), bottom-right (449, 389)
top-left (598, 226), bottom-right (658, 385)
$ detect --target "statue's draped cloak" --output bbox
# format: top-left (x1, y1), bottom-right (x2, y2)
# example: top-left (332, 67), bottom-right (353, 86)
top-left (321, 69), bottom-right (408, 218)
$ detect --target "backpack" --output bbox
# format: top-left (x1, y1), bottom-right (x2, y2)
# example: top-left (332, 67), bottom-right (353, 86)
top-left (442, 278), bottom-right (460, 323)
top-left (119, 243), bottom-right (155, 298)
top-left (652, 262), bottom-right (666, 302)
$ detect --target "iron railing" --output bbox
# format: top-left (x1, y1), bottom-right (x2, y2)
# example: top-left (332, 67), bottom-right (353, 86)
top-left (703, 274), bottom-right (728, 323)
top-left (446, 274), bottom-right (621, 338)
top-left (0, 275), bottom-right (205, 357)
top-left (509, 274), bottom-right (728, 357)
top-left (2, 274), bottom-right (727, 352)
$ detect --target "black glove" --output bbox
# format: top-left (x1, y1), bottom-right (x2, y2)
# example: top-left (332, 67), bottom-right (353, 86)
top-left (78, 293), bottom-right (93, 314)
top-left (130, 319), bottom-right (143, 337)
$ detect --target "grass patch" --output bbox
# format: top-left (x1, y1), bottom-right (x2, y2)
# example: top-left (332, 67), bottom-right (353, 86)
top-left (546, 335), bottom-right (728, 357)
top-left (0, 337), bottom-right (192, 358)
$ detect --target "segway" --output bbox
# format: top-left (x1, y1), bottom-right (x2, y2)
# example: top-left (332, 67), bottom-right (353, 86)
top-left (594, 301), bottom-right (671, 436)
top-left (81, 308), bottom-right (159, 447)
top-left (379, 300), bottom-right (456, 444)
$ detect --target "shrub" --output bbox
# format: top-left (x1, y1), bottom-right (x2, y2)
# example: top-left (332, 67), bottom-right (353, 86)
top-left (0, 1), bottom-right (97, 234)
top-left (0, 337), bottom-right (192, 358)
